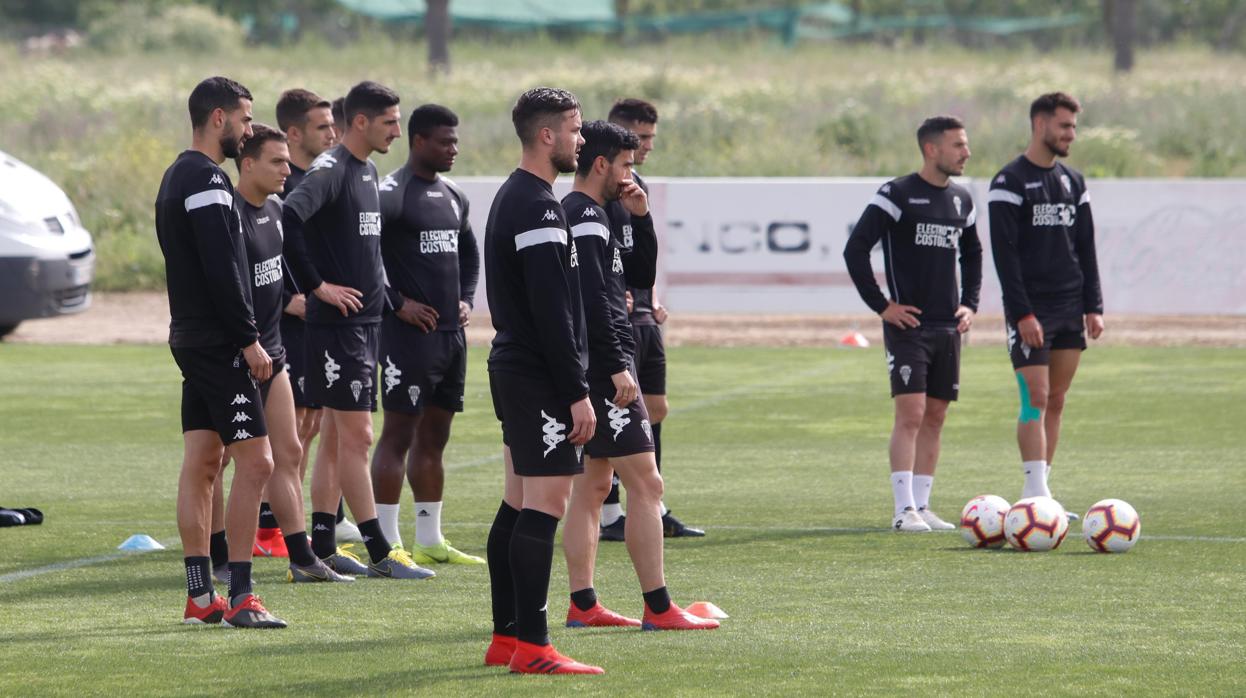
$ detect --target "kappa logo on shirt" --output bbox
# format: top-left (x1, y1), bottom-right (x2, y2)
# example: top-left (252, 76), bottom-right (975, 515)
top-left (581, 208), bottom-right (598, 218)
top-left (605, 399), bottom-right (631, 441)
top-left (425, 191), bottom-right (445, 198)
top-left (908, 198), bottom-right (931, 205)
top-left (541, 209), bottom-right (559, 222)
top-left (1025, 181), bottom-right (1044, 189)
top-left (308, 152), bottom-right (338, 173)
top-left (541, 410), bottom-right (567, 457)
top-left (209, 173), bottom-right (224, 186)
top-left (362, 174), bottom-right (373, 182)
top-left (880, 183), bottom-right (892, 194)
top-left (379, 174), bottom-right (399, 192)
top-left (996, 175), bottom-right (1007, 184)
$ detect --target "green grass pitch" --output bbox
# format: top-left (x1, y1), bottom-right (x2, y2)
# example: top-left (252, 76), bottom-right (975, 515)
top-left (0, 343), bottom-right (1242, 696)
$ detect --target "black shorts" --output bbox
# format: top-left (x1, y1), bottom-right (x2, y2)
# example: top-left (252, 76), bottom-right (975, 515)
top-left (1007, 312), bottom-right (1086, 369)
top-left (631, 324), bottom-right (666, 396)
top-left (257, 354), bottom-right (287, 406)
top-left (172, 344), bottom-right (268, 445)
top-left (379, 315), bottom-right (466, 415)
top-left (281, 315), bottom-right (319, 410)
top-left (882, 324), bottom-right (961, 401)
top-left (489, 370), bottom-right (583, 477)
top-left (305, 323), bottom-right (379, 412)
top-left (584, 373), bottom-right (654, 459)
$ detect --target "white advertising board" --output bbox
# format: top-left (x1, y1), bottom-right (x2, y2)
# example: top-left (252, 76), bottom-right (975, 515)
top-left (452, 177), bottom-right (1246, 315)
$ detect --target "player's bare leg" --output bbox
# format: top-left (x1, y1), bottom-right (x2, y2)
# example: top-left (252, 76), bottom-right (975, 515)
top-left (888, 393), bottom-right (930, 531)
top-left (565, 458), bottom-right (612, 593)
top-left (1016, 365), bottom-right (1052, 499)
top-left (371, 410), bottom-right (419, 546)
top-left (1045, 349), bottom-right (1082, 466)
top-left (912, 397), bottom-right (954, 529)
top-left (178, 431), bottom-right (226, 559)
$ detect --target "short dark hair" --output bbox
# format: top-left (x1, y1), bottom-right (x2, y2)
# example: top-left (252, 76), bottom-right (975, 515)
top-left (344, 81), bottom-right (400, 126)
top-left (1030, 92), bottom-right (1081, 121)
top-left (916, 115), bottom-right (965, 149)
top-left (235, 123), bottom-right (286, 169)
top-left (511, 87), bottom-right (580, 145)
top-left (276, 88), bottom-right (331, 132)
top-left (608, 98), bottom-right (658, 126)
top-left (407, 104), bottom-right (459, 146)
top-left (576, 120), bottom-right (640, 176)
top-left (188, 76), bottom-right (252, 129)
top-left (331, 97), bottom-right (345, 125)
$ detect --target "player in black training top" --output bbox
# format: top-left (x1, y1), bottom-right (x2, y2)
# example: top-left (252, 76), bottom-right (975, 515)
top-left (154, 76), bottom-right (286, 628)
top-left (482, 87), bottom-right (605, 676)
top-left (988, 92), bottom-right (1104, 511)
top-left (281, 80), bottom-right (432, 580)
top-left (229, 124), bottom-right (353, 583)
top-left (844, 115), bottom-right (982, 534)
top-left (601, 98), bottom-right (704, 541)
top-left (560, 120), bottom-right (719, 633)
top-left (369, 104), bottom-right (483, 565)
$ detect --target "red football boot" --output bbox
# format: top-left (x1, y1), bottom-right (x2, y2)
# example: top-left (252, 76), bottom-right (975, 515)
top-left (641, 602), bottom-right (721, 631)
top-left (565, 601), bottom-right (641, 628)
top-left (508, 640), bottom-right (604, 675)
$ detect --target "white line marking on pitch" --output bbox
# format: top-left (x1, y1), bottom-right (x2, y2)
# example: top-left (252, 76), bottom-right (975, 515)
top-left (0, 552), bottom-right (137, 584)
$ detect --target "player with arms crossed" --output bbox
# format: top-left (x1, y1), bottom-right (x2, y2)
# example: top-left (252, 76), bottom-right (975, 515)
top-left (599, 98), bottom-right (705, 541)
top-left (481, 87), bottom-right (604, 675)
top-left (154, 76), bottom-right (286, 627)
top-left (988, 92), bottom-right (1104, 511)
top-left (844, 116), bottom-right (982, 532)
top-left (561, 120), bottom-right (718, 630)
top-left (370, 104), bottom-right (483, 564)
top-left (281, 81), bottom-right (432, 579)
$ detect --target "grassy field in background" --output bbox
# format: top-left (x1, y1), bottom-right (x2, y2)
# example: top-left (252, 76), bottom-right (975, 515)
top-left (0, 343), bottom-right (1242, 696)
top-left (2, 37), bottom-right (1246, 290)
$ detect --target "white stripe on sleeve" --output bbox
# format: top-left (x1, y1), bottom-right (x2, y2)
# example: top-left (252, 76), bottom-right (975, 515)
top-left (987, 189), bottom-right (1024, 206)
top-left (570, 221), bottom-right (610, 240)
top-left (965, 206), bottom-right (977, 227)
top-left (184, 189), bottom-right (233, 212)
top-left (869, 194), bottom-right (902, 222)
top-left (515, 226), bottom-right (568, 250)
top-left (1078, 191), bottom-right (1091, 206)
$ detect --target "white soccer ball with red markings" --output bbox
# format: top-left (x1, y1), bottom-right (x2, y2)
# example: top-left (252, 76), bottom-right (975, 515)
top-left (1004, 496), bottom-right (1069, 551)
top-left (960, 495), bottom-right (1010, 548)
top-left (1082, 499), bottom-right (1141, 553)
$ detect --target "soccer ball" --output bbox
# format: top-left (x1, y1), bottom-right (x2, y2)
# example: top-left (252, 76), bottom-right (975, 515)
top-left (1004, 496), bottom-right (1069, 551)
top-left (1082, 499), bottom-right (1141, 553)
top-left (960, 495), bottom-right (1010, 548)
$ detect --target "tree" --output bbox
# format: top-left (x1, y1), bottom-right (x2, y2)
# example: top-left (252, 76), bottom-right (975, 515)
top-left (1106, 0), bottom-right (1136, 72)
top-left (427, 0), bottom-right (450, 76)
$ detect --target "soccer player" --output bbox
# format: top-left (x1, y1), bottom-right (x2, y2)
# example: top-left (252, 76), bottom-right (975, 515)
top-left (154, 76), bottom-right (285, 627)
top-left (988, 92), bottom-right (1104, 511)
top-left (329, 96), bottom-right (346, 143)
top-left (370, 104), bottom-right (483, 564)
top-left (843, 115), bottom-right (982, 533)
top-left (281, 80), bottom-right (432, 579)
top-left (233, 123), bottom-right (354, 583)
top-left (481, 87), bottom-right (602, 675)
top-left (561, 120), bottom-right (718, 631)
top-left (600, 98), bottom-right (704, 540)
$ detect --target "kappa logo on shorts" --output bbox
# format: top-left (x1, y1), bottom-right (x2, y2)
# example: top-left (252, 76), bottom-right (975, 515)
top-left (233, 430), bottom-right (253, 441)
top-left (231, 412), bottom-right (251, 423)
top-left (605, 399), bottom-right (631, 441)
top-left (383, 356), bottom-right (402, 395)
top-left (540, 410), bottom-right (567, 457)
top-left (324, 351), bottom-right (341, 388)
top-left (408, 385), bottom-right (421, 406)
top-left (350, 380), bottom-right (363, 402)
top-left (297, 376), bottom-right (305, 394)
top-left (900, 365), bottom-right (912, 386)
top-left (886, 351), bottom-right (896, 375)
top-left (1008, 324), bottom-right (1033, 359)
top-left (231, 394), bottom-right (251, 405)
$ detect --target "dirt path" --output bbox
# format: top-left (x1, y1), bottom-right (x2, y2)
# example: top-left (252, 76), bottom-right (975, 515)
top-left (7, 292), bottom-right (1245, 348)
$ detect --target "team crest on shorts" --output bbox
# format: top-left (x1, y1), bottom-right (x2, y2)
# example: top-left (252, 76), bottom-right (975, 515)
top-left (900, 365), bottom-right (912, 386)
top-left (350, 380), bottom-right (363, 402)
top-left (408, 385), bottom-right (421, 406)
top-left (640, 419), bottom-right (652, 440)
top-left (297, 376), bottom-right (305, 394)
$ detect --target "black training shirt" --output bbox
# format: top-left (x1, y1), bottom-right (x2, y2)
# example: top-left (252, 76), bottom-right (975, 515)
top-left (564, 191), bottom-right (630, 378)
top-left (378, 167), bottom-right (480, 331)
top-left (485, 169), bottom-right (588, 404)
top-left (843, 173), bottom-right (983, 330)
top-left (154, 150), bottom-right (258, 349)
top-left (239, 195), bottom-right (287, 361)
top-left (988, 155), bottom-right (1103, 323)
top-left (610, 172), bottom-right (660, 326)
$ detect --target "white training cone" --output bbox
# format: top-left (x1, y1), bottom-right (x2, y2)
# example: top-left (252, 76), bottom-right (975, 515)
top-left (118, 534), bottom-right (166, 552)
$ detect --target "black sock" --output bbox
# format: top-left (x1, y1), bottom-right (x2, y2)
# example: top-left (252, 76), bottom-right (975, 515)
top-left (487, 501), bottom-right (520, 637)
top-left (356, 518), bottom-right (391, 563)
top-left (258, 501), bottom-right (278, 530)
top-left (570, 587), bottom-right (598, 612)
top-left (209, 530), bottom-right (229, 570)
top-left (603, 472), bottom-right (620, 505)
top-left (652, 421), bottom-right (662, 472)
top-left (228, 562), bottom-right (253, 604)
top-left (643, 585), bottom-right (671, 614)
top-left (311, 511), bottom-right (337, 559)
top-left (184, 556), bottom-right (213, 599)
top-left (336, 498), bottom-right (346, 523)
top-left (510, 508), bottom-right (559, 646)
top-left (285, 531), bottom-right (317, 567)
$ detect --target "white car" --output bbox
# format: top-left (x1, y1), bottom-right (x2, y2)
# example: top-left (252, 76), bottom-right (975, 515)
top-left (0, 150), bottom-right (95, 338)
